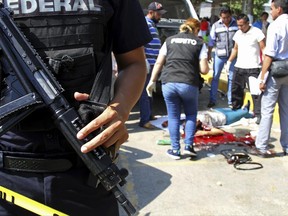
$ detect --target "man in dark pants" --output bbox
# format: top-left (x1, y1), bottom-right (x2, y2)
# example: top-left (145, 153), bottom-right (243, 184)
top-left (227, 14), bottom-right (265, 124)
top-left (0, 0), bottom-right (152, 215)
top-left (139, 2), bottom-right (167, 129)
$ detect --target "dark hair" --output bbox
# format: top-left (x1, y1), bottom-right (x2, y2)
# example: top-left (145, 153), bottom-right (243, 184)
top-left (237, 13), bottom-right (250, 22)
top-left (261, 11), bottom-right (269, 17)
top-left (219, 5), bottom-right (232, 15)
top-left (272, 0), bottom-right (288, 13)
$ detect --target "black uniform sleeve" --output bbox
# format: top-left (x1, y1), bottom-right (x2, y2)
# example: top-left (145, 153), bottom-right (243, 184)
top-left (112, 0), bottom-right (152, 54)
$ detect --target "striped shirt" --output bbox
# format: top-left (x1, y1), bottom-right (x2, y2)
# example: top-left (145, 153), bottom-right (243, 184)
top-left (144, 17), bottom-right (162, 67)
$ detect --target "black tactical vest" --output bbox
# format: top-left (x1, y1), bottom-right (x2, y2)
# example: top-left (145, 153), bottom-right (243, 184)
top-left (3, 0), bottom-right (114, 102)
top-left (160, 32), bottom-right (203, 87)
top-left (2, 0), bottom-right (115, 130)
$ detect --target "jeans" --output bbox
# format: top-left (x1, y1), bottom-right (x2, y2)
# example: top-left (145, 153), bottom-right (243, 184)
top-left (162, 82), bottom-right (199, 150)
top-left (215, 107), bottom-right (252, 125)
top-left (139, 72), bottom-right (152, 126)
top-left (210, 54), bottom-right (236, 105)
top-left (255, 75), bottom-right (288, 152)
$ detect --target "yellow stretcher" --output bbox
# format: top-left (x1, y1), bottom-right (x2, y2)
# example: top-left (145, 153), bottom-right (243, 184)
top-left (0, 186), bottom-right (68, 216)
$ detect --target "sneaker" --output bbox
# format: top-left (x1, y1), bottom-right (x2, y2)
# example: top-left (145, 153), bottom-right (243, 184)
top-left (207, 101), bottom-right (216, 108)
top-left (166, 149), bottom-right (181, 160)
top-left (183, 145), bottom-right (197, 156)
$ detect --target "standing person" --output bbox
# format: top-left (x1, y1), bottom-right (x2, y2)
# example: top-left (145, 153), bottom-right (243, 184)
top-left (146, 18), bottom-right (209, 159)
top-left (138, 1), bottom-right (167, 129)
top-left (207, 6), bottom-right (238, 108)
top-left (253, 11), bottom-right (270, 37)
top-left (253, 12), bottom-right (270, 63)
top-left (0, 1), bottom-right (152, 215)
top-left (253, 0), bottom-right (288, 157)
top-left (227, 14), bottom-right (265, 124)
top-left (199, 17), bottom-right (210, 41)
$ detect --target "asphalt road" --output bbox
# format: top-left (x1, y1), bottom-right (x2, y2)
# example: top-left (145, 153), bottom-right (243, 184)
top-left (117, 84), bottom-right (287, 216)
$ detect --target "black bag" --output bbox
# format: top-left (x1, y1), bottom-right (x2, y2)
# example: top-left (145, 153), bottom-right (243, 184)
top-left (270, 60), bottom-right (288, 78)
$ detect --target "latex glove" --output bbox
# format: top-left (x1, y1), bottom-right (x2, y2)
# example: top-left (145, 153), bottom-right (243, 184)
top-left (146, 81), bottom-right (156, 97)
top-left (225, 61), bottom-right (231, 75)
top-left (145, 59), bottom-right (150, 74)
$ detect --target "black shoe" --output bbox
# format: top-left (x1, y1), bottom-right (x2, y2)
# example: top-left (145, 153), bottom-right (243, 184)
top-left (207, 102), bottom-right (216, 108)
top-left (183, 145), bottom-right (197, 156)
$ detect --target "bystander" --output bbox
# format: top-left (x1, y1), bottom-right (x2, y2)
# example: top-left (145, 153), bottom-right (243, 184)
top-left (227, 14), bottom-right (265, 124)
top-left (253, 0), bottom-right (288, 158)
top-left (207, 6), bottom-right (238, 108)
top-left (138, 1), bottom-right (167, 129)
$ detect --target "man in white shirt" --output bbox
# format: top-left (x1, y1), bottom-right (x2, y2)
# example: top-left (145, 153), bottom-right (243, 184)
top-left (226, 13), bottom-right (265, 124)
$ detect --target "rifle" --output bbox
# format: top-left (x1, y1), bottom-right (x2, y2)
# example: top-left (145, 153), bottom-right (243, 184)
top-left (0, 4), bottom-right (136, 215)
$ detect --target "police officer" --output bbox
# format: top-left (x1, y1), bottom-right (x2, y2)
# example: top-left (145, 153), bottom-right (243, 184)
top-left (0, 0), bottom-right (152, 215)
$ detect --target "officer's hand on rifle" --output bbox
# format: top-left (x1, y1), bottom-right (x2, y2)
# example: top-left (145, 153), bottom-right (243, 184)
top-left (74, 92), bottom-right (128, 154)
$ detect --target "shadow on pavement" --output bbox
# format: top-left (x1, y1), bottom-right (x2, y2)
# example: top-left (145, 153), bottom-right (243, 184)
top-left (118, 145), bottom-right (172, 216)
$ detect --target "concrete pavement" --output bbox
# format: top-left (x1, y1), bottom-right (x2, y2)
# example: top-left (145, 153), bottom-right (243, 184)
top-left (117, 85), bottom-right (287, 216)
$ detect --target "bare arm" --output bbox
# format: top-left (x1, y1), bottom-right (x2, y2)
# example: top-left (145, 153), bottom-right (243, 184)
top-left (150, 54), bottom-right (166, 82)
top-left (207, 46), bottom-right (213, 62)
top-left (195, 127), bottom-right (225, 136)
top-left (259, 39), bottom-right (266, 60)
top-left (259, 54), bottom-right (273, 92)
top-left (77, 46), bottom-right (147, 153)
top-left (199, 58), bottom-right (209, 75)
top-left (228, 43), bottom-right (238, 62)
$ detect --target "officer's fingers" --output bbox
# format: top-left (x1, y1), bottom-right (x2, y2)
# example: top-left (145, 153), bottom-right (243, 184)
top-left (77, 106), bottom-right (118, 140)
top-left (80, 119), bottom-right (126, 153)
top-left (74, 92), bottom-right (90, 101)
top-left (102, 127), bottom-right (129, 150)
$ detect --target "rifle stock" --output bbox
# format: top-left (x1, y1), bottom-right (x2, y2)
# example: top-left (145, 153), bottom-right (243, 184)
top-left (0, 4), bottom-right (136, 215)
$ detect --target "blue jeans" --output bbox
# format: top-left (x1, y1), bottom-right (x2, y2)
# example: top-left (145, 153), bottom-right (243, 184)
top-left (255, 75), bottom-right (288, 152)
top-left (210, 54), bottom-right (236, 105)
top-left (162, 83), bottom-right (199, 150)
top-left (215, 107), bottom-right (252, 125)
top-left (139, 72), bottom-right (152, 126)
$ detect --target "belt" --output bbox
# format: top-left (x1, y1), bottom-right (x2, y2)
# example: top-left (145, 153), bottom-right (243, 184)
top-left (0, 154), bottom-right (75, 173)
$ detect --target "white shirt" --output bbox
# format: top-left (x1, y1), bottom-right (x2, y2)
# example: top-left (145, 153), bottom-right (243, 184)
top-left (197, 110), bottom-right (226, 127)
top-left (233, 26), bottom-right (265, 69)
top-left (264, 14), bottom-right (288, 60)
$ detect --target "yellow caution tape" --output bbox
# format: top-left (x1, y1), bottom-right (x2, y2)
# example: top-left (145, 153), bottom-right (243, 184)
top-left (0, 186), bottom-right (69, 216)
